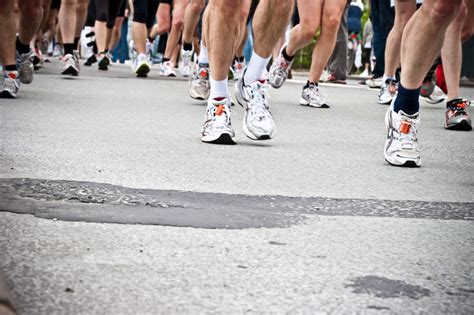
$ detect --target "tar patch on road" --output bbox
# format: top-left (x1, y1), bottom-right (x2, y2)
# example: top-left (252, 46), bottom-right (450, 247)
top-left (346, 276), bottom-right (431, 299)
top-left (0, 178), bottom-right (472, 229)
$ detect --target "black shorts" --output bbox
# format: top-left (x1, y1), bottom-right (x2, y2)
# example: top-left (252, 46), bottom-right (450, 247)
top-left (51, 0), bottom-right (61, 10)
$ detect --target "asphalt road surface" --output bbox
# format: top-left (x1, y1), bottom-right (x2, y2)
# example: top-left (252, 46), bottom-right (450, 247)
top-left (0, 60), bottom-right (473, 314)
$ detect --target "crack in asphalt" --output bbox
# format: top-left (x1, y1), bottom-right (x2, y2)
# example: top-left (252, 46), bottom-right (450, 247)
top-left (0, 178), bottom-right (473, 229)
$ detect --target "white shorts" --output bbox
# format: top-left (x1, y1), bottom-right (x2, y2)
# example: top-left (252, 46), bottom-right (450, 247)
top-left (390, 0), bottom-right (424, 7)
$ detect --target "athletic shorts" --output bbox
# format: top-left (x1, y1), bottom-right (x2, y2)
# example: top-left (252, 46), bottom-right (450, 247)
top-left (51, 0), bottom-right (61, 10)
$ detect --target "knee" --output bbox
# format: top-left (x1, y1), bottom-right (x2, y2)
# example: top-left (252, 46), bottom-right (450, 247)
top-left (461, 19), bottom-right (473, 42)
top-left (20, 0), bottom-right (43, 19)
top-left (322, 14), bottom-right (342, 33)
top-left (191, 0), bottom-right (205, 13)
top-left (300, 23), bottom-right (317, 43)
top-left (430, 0), bottom-right (463, 22)
top-left (172, 16), bottom-right (184, 30)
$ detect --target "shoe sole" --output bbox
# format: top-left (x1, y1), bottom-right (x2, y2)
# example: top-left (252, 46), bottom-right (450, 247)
top-left (0, 91), bottom-right (16, 99)
top-left (135, 63), bottom-right (150, 77)
top-left (445, 120), bottom-right (472, 131)
top-left (384, 158), bottom-right (420, 168)
top-left (61, 66), bottom-right (79, 76)
top-left (202, 133), bottom-right (236, 145)
top-left (299, 98), bottom-right (330, 108)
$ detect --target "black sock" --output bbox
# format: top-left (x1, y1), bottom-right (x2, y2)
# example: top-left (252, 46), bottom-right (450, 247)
top-left (64, 43), bottom-right (75, 55)
top-left (304, 81), bottom-right (318, 88)
top-left (16, 37), bottom-right (31, 54)
top-left (393, 83), bottom-right (420, 115)
top-left (235, 56), bottom-right (244, 63)
top-left (163, 57), bottom-right (170, 63)
top-left (282, 46), bottom-right (294, 62)
top-left (183, 42), bottom-right (193, 51)
top-left (74, 37), bottom-right (80, 49)
top-left (5, 65), bottom-right (17, 71)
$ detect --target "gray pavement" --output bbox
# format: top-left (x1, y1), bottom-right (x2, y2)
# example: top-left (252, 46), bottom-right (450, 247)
top-left (0, 61), bottom-right (473, 314)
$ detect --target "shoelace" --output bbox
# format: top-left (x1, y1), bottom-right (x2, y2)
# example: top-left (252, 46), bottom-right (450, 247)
top-left (398, 116), bottom-right (419, 149)
top-left (247, 82), bottom-right (270, 119)
top-left (2, 74), bottom-right (19, 90)
top-left (306, 85), bottom-right (323, 103)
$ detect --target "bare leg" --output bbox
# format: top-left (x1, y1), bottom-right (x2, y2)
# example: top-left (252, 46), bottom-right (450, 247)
top-left (95, 21), bottom-right (109, 52)
top-left (182, 0), bottom-right (205, 45)
top-left (308, 0), bottom-right (346, 82)
top-left (0, 0), bottom-right (16, 66)
top-left (400, 0), bottom-right (463, 89)
top-left (441, 1), bottom-right (467, 100)
top-left (75, 0), bottom-right (89, 45)
top-left (58, 0), bottom-right (78, 45)
top-left (18, 0), bottom-right (44, 46)
top-left (285, 0), bottom-right (322, 56)
top-left (109, 16), bottom-right (124, 51)
top-left (163, 0), bottom-right (187, 60)
top-left (383, 1), bottom-right (417, 78)
top-left (150, 3), bottom-right (171, 38)
top-left (205, 0), bottom-right (242, 81)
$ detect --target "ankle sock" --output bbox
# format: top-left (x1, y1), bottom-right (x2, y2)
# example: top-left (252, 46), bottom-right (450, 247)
top-left (183, 42), bottom-right (193, 51)
top-left (74, 37), bottom-right (80, 49)
top-left (235, 56), bottom-right (244, 63)
top-left (304, 81), bottom-right (318, 88)
top-left (64, 43), bottom-right (75, 55)
top-left (209, 77), bottom-right (229, 100)
top-left (281, 46), bottom-right (294, 62)
top-left (244, 50), bottom-right (270, 84)
top-left (393, 83), bottom-right (420, 115)
top-left (5, 65), bottom-right (17, 71)
top-left (16, 37), bottom-right (30, 54)
top-left (198, 45), bottom-right (209, 65)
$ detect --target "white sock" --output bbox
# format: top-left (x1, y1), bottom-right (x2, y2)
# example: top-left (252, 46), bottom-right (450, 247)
top-left (209, 77), bottom-right (229, 100)
top-left (244, 50), bottom-right (271, 84)
top-left (382, 74), bottom-right (396, 82)
top-left (198, 45), bottom-right (209, 65)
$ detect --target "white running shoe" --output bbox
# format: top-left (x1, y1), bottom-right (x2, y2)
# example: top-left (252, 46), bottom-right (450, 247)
top-left (201, 97), bottom-right (236, 144)
top-left (231, 59), bottom-right (245, 81)
top-left (423, 84), bottom-right (446, 104)
top-left (300, 83), bottom-right (330, 108)
top-left (189, 63), bottom-right (210, 100)
top-left (132, 53), bottom-right (150, 77)
top-left (60, 54), bottom-right (79, 76)
top-left (268, 52), bottom-right (292, 89)
top-left (384, 107), bottom-right (421, 167)
top-left (366, 76), bottom-right (383, 88)
top-left (159, 61), bottom-right (176, 77)
top-left (235, 74), bottom-right (275, 140)
top-left (16, 50), bottom-right (34, 84)
top-left (179, 49), bottom-right (193, 77)
top-left (0, 71), bottom-right (20, 98)
top-left (378, 79), bottom-right (398, 104)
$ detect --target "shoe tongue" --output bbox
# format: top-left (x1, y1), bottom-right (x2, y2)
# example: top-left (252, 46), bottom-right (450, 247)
top-left (213, 97), bottom-right (226, 102)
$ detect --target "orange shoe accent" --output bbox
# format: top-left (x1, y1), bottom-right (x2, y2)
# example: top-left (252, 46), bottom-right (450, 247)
top-left (215, 105), bottom-right (224, 116)
top-left (200, 69), bottom-right (208, 78)
top-left (400, 120), bottom-right (411, 134)
top-left (7, 72), bottom-right (17, 79)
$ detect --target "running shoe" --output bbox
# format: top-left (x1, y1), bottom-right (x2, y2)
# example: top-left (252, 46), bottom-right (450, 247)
top-left (189, 63), bottom-right (210, 100)
top-left (132, 53), bottom-right (151, 77)
top-left (231, 59), bottom-right (245, 81)
top-left (179, 49), bottom-right (193, 77)
top-left (159, 61), bottom-right (176, 77)
top-left (444, 98), bottom-right (472, 131)
top-left (300, 83), bottom-right (330, 108)
top-left (268, 51), bottom-right (292, 89)
top-left (32, 48), bottom-right (44, 70)
top-left (84, 54), bottom-right (97, 66)
top-left (60, 54), bottom-right (79, 76)
top-left (423, 85), bottom-right (446, 104)
top-left (16, 50), bottom-right (34, 84)
top-left (325, 73), bottom-right (347, 84)
top-left (53, 44), bottom-right (63, 58)
top-left (98, 53), bottom-right (111, 71)
top-left (201, 97), bottom-right (236, 144)
top-left (0, 71), bottom-right (20, 98)
top-left (378, 78), bottom-right (398, 104)
top-left (384, 107), bottom-right (421, 167)
top-left (235, 74), bottom-right (275, 140)
top-left (366, 76), bottom-right (383, 88)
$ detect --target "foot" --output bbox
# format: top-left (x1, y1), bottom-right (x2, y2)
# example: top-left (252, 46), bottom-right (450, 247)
top-left (326, 74), bottom-right (346, 84)
top-left (188, 63), bottom-right (210, 100)
top-left (60, 54), bottom-right (79, 76)
top-left (98, 53), bottom-right (111, 71)
top-left (159, 61), bottom-right (176, 77)
top-left (179, 49), bottom-right (193, 77)
top-left (384, 107), bottom-right (421, 167)
top-left (366, 76), bottom-right (383, 88)
top-left (268, 51), bottom-right (292, 89)
top-left (132, 53), bottom-right (151, 77)
top-left (201, 97), bottom-right (236, 144)
top-left (0, 71), bottom-right (20, 98)
top-left (300, 82), bottom-right (330, 108)
top-left (444, 98), bottom-right (472, 131)
top-left (378, 78), bottom-right (398, 104)
top-left (231, 59), bottom-right (245, 81)
top-left (84, 54), bottom-right (97, 66)
top-left (235, 73), bottom-right (275, 140)
top-left (16, 50), bottom-right (34, 84)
